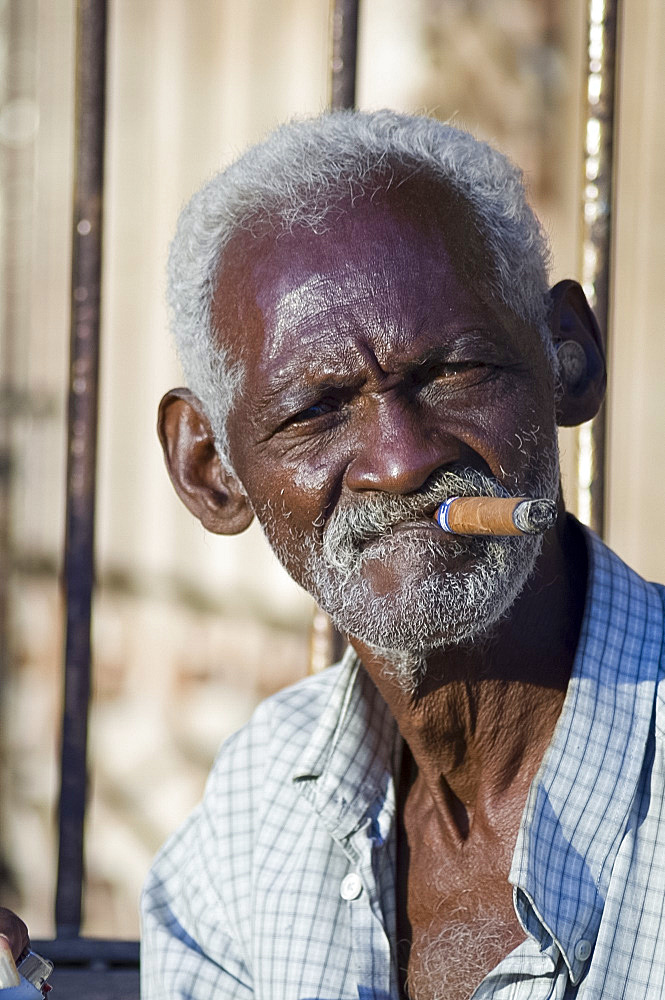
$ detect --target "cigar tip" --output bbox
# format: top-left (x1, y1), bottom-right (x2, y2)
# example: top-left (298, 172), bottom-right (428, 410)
top-left (512, 498), bottom-right (557, 534)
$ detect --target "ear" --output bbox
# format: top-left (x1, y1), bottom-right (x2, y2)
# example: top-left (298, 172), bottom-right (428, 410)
top-left (548, 279), bottom-right (607, 427)
top-left (158, 388), bottom-right (254, 535)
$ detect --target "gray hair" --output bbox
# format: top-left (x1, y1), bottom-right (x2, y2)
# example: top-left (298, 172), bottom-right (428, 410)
top-left (167, 109), bottom-right (553, 469)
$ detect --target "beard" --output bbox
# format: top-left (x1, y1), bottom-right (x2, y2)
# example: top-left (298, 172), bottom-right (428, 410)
top-left (258, 445), bottom-right (559, 693)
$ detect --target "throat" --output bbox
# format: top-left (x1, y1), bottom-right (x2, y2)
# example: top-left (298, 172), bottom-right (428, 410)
top-left (390, 659), bottom-right (569, 833)
top-left (396, 756), bottom-right (527, 1000)
top-left (440, 775), bottom-right (471, 840)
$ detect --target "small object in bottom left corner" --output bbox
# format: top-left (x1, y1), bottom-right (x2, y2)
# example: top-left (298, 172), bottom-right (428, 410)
top-left (0, 944), bottom-right (53, 996)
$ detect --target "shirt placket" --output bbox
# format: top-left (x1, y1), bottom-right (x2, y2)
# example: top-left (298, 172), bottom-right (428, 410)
top-left (338, 817), bottom-right (397, 1000)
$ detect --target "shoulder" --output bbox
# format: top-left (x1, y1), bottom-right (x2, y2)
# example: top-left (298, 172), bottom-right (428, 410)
top-left (205, 662), bottom-right (346, 793)
top-left (651, 582), bottom-right (665, 736)
top-left (582, 527), bottom-right (665, 730)
top-left (141, 665), bottom-right (350, 955)
top-left (605, 547), bottom-right (665, 738)
top-left (152, 663), bottom-right (350, 876)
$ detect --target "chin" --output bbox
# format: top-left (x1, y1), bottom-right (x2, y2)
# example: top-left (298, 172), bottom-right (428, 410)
top-left (354, 530), bottom-right (478, 598)
top-left (256, 487), bottom-right (546, 693)
top-left (313, 532), bottom-right (543, 671)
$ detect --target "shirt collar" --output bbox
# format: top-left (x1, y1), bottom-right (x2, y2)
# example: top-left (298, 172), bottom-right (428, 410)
top-left (510, 525), bottom-right (664, 983)
top-left (291, 646), bottom-right (399, 844)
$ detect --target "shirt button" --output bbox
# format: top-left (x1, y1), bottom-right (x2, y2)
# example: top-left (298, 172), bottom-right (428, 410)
top-left (340, 873), bottom-right (363, 900)
top-left (574, 939), bottom-right (592, 962)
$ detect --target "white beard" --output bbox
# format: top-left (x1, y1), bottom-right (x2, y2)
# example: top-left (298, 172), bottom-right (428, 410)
top-left (259, 448), bottom-right (559, 693)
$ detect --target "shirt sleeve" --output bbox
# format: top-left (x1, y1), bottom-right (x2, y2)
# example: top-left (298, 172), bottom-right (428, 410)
top-left (140, 713), bottom-right (269, 1000)
top-left (139, 672), bottom-right (337, 999)
top-left (140, 798), bottom-right (254, 1000)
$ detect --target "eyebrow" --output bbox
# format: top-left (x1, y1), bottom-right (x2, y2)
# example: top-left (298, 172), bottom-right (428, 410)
top-left (256, 359), bottom-right (363, 414)
top-left (256, 329), bottom-right (513, 414)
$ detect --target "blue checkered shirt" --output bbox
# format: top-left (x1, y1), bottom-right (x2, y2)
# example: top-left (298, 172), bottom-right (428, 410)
top-left (141, 529), bottom-right (665, 998)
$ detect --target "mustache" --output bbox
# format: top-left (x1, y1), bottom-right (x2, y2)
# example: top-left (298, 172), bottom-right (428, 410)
top-left (322, 466), bottom-right (508, 574)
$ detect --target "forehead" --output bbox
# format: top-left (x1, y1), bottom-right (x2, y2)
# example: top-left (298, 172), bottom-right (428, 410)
top-left (211, 183), bottom-right (526, 379)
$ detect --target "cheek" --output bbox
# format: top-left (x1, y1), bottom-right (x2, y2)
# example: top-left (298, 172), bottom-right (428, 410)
top-left (497, 399), bottom-right (559, 488)
top-left (261, 439), bottom-right (349, 522)
top-left (292, 455), bottom-right (335, 493)
top-left (240, 462), bottom-right (333, 554)
top-left (445, 385), bottom-right (557, 483)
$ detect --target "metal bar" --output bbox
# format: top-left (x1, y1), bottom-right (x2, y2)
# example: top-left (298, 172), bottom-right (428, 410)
top-left (32, 939), bottom-right (139, 967)
top-left (577, 0), bottom-right (621, 536)
top-left (55, 0), bottom-right (107, 937)
top-left (330, 0), bottom-right (359, 110)
top-left (310, 0), bottom-right (360, 672)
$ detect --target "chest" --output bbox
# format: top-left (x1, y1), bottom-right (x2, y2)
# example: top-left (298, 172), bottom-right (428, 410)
top-left (398, 801), bottom-right (526, 1000)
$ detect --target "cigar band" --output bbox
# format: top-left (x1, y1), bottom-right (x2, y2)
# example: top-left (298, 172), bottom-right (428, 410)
top-left (436, 496), bottom-right (459, 533)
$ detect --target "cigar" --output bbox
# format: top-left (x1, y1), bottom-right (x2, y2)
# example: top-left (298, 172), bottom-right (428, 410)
top-left (434, 496), bottom-right (557, 536)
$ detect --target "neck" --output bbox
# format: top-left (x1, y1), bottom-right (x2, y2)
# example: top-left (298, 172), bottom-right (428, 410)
top-left (351, 513), bottom-right (587, 839)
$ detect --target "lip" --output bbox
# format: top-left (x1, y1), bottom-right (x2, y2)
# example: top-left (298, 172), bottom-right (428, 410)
top-left (389, 518), bottom-right (441, 536)
top-left (358, 518), bottom-right (444, 550)
top-left (357, 518), bottom-right (476, 576)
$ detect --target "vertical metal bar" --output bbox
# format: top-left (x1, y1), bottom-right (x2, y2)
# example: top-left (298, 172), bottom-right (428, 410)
top-left (330, 0), bottom-right (359, 110)
top-left (577, 0), bottom-right (620, 536)
top-left (309, 0), bottom-right (360, 672)
top-left (55, 0), bottom-right (107, 937)
top-left (330, 0), bottom-right (360, 662)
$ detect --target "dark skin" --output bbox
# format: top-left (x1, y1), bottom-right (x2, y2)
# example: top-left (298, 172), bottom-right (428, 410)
top-left (0, 906), bottom-right (29, 962)
top-left (159, 183), bottom-right (605, 998)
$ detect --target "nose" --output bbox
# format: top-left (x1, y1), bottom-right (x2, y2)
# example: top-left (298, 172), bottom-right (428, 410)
top-left (344, 396), bottom-right (464, 495)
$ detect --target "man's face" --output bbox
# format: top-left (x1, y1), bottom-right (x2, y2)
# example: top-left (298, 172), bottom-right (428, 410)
top-left (215, 186), bottom-right (559, 666)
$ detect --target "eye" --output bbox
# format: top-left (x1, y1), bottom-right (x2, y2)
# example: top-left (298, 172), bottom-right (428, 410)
top-left (434, 362), bottom-right (485, 379)
top-left (417, 361), bottom-right (489, 386)
top-left (289, 399), bottom-right (338, 424)
top-left (279, 391), bottom-right (352, 431)
top-left (409, 360), bottom-right (496, 399)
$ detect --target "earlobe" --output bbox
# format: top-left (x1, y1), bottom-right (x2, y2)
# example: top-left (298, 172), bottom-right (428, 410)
top-left (158, 388), bottom-right (254, 535)
top-left (548, 280), bottom-right (607, 427)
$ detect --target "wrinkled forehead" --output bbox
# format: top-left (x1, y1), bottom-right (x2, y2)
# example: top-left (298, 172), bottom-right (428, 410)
top-left (211, 178), bottom-right (499, 364)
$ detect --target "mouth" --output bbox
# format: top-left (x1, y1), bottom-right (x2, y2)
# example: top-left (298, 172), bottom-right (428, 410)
top-left (386, 496), bottom-right (460, 534)
top-left (357, 515), bottom-right (449, 552)
top-left (324, 476), bottom-right (504, 570)
top-left (351, 516), bottom-right (481, 588)
top-left (388, 517), bottom-right (440, 536)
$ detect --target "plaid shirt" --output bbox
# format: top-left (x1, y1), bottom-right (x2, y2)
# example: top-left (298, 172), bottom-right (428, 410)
top-left (141, 528), bottom-right (665, 999)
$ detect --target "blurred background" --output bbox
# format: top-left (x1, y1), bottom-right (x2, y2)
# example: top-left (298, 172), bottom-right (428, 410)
top-left (0, 0), bottom-right (663, 941)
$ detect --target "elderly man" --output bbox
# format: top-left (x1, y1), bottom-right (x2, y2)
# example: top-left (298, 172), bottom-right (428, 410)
top-left (141, 111), bottom-right (665, 999)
